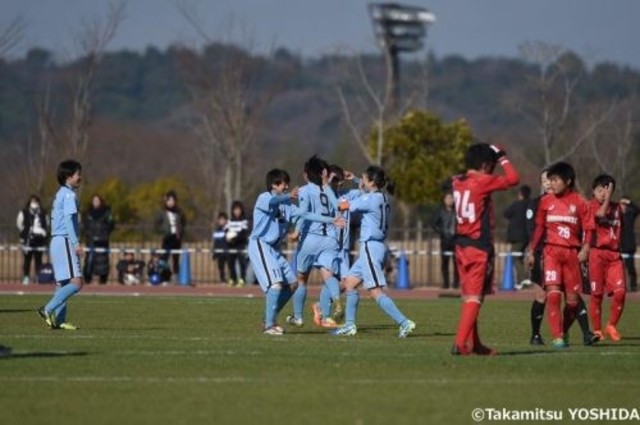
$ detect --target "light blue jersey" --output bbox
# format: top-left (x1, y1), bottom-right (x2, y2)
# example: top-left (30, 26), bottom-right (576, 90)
top-left (50, 185), bottom-right (79, 246)
top-left (349, 191), bottom-right (390, 242)
top-left (248, 191), bottom-right (298, 292)
top-left (296, 183), bottom-right (341, 274)
top-left (49, 185), bottom-right (81, 281)
top-left (335, 188), bottom-right (362, 277)
top-left (250, 191), bottom-right (297, 246)
top-left (297, 183), bottom-right (336, 240)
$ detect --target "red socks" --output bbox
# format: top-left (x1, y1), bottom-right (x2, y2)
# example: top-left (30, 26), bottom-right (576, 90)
top-left (589, 294), bottom-right (603, 331)
top-left (546, 291), bottom-right (563, 339)
top-left (609, 289), bottom-right (626, 326)
top-left (455, 301), bottom-right (480, 349)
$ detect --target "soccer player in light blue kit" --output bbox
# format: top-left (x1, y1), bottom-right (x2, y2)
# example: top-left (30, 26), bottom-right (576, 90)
top-left (312, 165), bottom-right (363, 325)
top-left (37, 160), bottom-right (84, 330)
top-left (287, 156), bottom-right (345, 328)
top-left (248, 169), bottom-right (300, 335)
top-left (332, 165), bottom-right (416, 337)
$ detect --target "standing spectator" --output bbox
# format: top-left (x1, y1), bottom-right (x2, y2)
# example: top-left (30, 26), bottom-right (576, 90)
top-left (16, 195), bottom-right (49, 285)
top-left (212, 212), bottom-right (230, 283)
top-left (82, 195), bottom-right (115, 284)
top-left (155, 190), bottom-right (186, 279)
top-left (225, 200), bottom-right (249, 287)
top-left (503, 184), bottom-right (531, 285)
top-left (431, 192), bottom-right (459, 289)
top-left (620, 195), bottom-right (639, 292)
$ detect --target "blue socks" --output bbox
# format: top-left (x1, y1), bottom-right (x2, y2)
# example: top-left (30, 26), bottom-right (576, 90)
top-left (325, 276), bottom-right (340, 300)
top-left (265, 287), bottom-right (281, 328)
top-left (276, 285), bottom-right (294, 314)
top-left (345, 289), bottom-right (359, 326)
top-left (292, 284), bottom-right (307, 320)
top-left (319, 286), bottom-right (332, 317)
top-left (45, 282), bottom-right (80, 314)
top-left (376, 294), bottom-right (407, 325)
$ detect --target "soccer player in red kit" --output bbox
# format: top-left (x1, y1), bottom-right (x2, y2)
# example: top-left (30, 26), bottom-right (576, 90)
top-left (588, 174), bottom-right (626, 341)
top-left (526, 162), bottom-right (595, 349)
top-left (451, 143), bottom-right (519, 355)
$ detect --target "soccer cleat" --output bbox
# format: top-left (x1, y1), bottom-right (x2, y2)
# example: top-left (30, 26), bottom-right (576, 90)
top-left (320, 318), bottom-right (339, 329)
top-left (263, 326), bottom-right (284, 336)
top-left (451, 344), bottom-right (471, 356)
top-left (58, 322), bottom-right (78, 331)
top-left (593, 330), bottom-right (605, 342)
top-left (583, 331), bottom-right (600, 346)
top-left (37, 307), bottom-right (57, 329)
top-left (551, 338), bottom-right (568, 349)
top-left (332, 300), bottom-right (344, 322)
top-left (472, 345), bottom-right (498, 356)
top-left (311, 302), bottom-right (322, 327)
top-left (605, 324), bottom-right (621, 342)
top-left (285, 315), bottom-right (304, 327)
top-left (530, 334), bottom-right (545, 346)
top-left (398, 320), bottom-right (416, 338)
top-left (332, 324), bottom-right (357, 336)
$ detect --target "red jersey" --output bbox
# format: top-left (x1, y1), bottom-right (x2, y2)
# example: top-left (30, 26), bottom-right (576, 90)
top-left (452, 161), bottom-right (519, 250)
top-left (529, 191), bottom-right (594, 250)
top-left (589, 199), bottom-right (623, 251)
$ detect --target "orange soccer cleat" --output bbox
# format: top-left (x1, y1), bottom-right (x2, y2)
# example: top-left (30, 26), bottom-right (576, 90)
top-left (605, 324), bottom-right (621, 342)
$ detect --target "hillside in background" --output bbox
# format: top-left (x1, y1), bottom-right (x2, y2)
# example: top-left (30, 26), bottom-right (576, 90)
top-left (0, 44), bottom-right (638, 232)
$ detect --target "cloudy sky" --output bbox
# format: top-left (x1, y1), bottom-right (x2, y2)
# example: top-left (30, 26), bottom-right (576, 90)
top-left (2, 0), bottom-right (638, 68)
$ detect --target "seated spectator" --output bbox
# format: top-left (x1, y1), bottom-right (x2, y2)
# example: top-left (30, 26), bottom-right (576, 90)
top-left (116, 252), bottom-right (146, 285)
top-left (147, 251), bottom-right (172, 285)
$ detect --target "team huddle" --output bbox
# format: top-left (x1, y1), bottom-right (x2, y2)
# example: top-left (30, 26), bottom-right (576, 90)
top-left (37, 145), bottom-right (627, 354)
top-left (248, 156), bottom-right (415, 337)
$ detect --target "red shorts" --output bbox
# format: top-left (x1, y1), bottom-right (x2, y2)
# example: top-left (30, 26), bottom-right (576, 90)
top-left (455, 245), bottom-right (494, 297)
top-left (589, 248), bottom-right (626, 296)
top-left (542, 245), bottom-right (582, 294)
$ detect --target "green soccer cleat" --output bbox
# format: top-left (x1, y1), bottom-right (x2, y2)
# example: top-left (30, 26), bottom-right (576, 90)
top-left (332, 300), bottom-right (344, 322)
top-left (58, 322), bottom-right (79, 331)
top-left (552, 338), bottom-right (568, 349)
top-left (37, 307), bottom-right (57, 329)
top-left (398, 320), bottom-right (416, 338)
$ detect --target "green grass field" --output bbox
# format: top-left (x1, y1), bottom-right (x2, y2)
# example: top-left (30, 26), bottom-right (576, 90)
top-left (1, 294), bottom-right (639, 425)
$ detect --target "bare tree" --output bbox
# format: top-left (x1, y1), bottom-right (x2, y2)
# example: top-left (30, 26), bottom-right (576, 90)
top-left (0, 15), bottom-right (26, 56)
top-left (175, 1), bottom-right (285, 213)
top-left (336, 48), bottom-right (430, 166)
top-left (516, 41), bottom-right (617, 168)
top-left (589, 92), bottom-right (639, 193)
top-left (31, 1), bottom-right (126, 164)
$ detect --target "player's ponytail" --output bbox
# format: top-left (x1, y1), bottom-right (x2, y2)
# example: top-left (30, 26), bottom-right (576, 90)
top-left (385, 178), bottom-right (396, 195)
top-left (364, 165), bottom-right (392, 192)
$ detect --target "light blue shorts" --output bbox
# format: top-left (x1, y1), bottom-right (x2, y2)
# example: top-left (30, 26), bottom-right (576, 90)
top-left (347, 240), bottom-right (388, 289)
top-left (336, 250), bottom-right (351, 279)
top-left (248, 239), bottom-right (296, 293)
top-left (296, 233), bottom-right (339, 275)
top-left (50, 236), bottom-right (82, 282)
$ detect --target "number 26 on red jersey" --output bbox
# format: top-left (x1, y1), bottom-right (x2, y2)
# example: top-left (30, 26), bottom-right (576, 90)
top-left (454, 190), bottom-right (476, 223)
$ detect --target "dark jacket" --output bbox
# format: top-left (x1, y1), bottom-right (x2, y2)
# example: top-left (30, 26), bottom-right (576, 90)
top-left (212, 225), bottom-right (229, 258)
top-left (504, 198), bottom-right (530, 244)
top-left (621, 201), bottom-right (639, 252)
top-left (83, 206), bottom-right (115, 244)
top-left (155, 207), bottom-right (186, 238)
top-left (431, 206), bottom-right (456, 246)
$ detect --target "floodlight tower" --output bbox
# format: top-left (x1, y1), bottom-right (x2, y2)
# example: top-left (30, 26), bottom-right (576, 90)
top-left (369, 3), bottom-right (436, 108)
